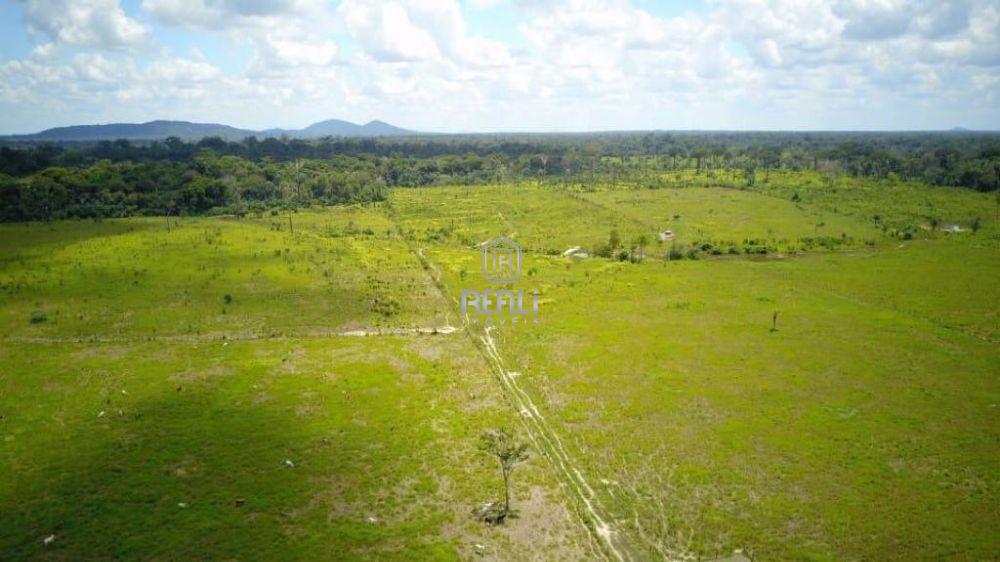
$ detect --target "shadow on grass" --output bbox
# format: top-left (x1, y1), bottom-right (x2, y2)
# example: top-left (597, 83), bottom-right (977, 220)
top-left (0, 219), bottom-right (162, 261)
top-left (0, 385), bottom-right (363, 560)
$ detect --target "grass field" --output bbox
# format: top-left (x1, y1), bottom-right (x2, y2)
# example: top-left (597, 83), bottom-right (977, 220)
top-left (576, 187), bottom-right (879, 253)
top-left (395, 182), bottom-right (1000, 560)
top-left (0, 208), bottom-right (593, 561)
top-left (0, 208), bottom-right (450, 339)
top-left (2, 179), bottom-right (998, 560)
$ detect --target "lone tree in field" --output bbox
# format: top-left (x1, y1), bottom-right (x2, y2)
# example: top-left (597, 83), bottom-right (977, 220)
top-left (609, 229), bottom-right (622, 250)
top-left (631, 234), bottom-right (650, 262)
top-left (479, 428), bottom-right (529, 523)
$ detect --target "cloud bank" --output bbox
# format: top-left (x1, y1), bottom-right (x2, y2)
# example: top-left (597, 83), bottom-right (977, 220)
top-left (1, 0), bottom-right (997, 132)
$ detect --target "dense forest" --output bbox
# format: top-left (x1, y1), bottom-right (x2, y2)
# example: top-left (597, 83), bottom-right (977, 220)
top-left (0, 132), bottom-right (997, 221)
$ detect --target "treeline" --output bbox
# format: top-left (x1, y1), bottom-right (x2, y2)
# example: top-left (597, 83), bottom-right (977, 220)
top-left (0, 154), bottom-right (386, 221)
top-left (0, 131), bottom-right (997, 221)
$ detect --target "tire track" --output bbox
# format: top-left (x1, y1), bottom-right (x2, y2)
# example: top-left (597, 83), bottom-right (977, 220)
top-left (479, 324), bottom-right (632, 562)
top-left (402, 237), bottom-right (631, 560)
top-left (1, 326), bottom-right (459, 345)
top-left (389, 200), bottom-right (658, 561)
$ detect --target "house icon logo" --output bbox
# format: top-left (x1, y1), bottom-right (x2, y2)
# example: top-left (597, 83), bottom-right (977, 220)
top-left (481, 237), bottom-right (521, 283)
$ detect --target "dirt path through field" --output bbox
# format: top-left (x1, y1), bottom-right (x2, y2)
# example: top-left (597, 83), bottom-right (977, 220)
top-left (396, 246), bottom-right (633, 559)
top-left (479, 325), bottom-right (633, 561)
top-left (2, 326), bottom-right (459, 344)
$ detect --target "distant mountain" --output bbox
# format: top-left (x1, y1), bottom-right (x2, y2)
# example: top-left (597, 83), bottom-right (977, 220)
top-left (7, 120), bottom-right (254, 141)
top-left (2, 118), bottom-right (416, 142)
top-left (359, 120), bottom-right (412, 136)
top-left (298, 118), bottom-right (363, 137)
top-left (297, 119), bottom-right (413, 138)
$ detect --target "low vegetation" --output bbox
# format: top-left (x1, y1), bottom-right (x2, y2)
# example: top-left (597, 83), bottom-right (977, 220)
top-left (1, 131), bottom-right (997, 221)
top-left (0, 136), bottom-right (996, 560)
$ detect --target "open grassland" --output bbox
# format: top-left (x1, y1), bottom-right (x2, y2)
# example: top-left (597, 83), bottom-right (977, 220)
top-left (644, 169), bottom-right (997, 237)
top-left (1, 177), bottom-right (998, 561)
top-left (0, 337), bottom-right (592, 560)
top-left (576, 187), bottom-right (879, 253)
top-left (0, 207), bottom-right (448, 340)
top-left (395, 181), bottom-right (1000, 560)
top-left (0, 208), bottom-right (593, 561)
top-left (390, 184), bottom-right (649, 255)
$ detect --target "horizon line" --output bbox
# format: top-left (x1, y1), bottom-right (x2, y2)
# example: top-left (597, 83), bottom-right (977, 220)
top-left (0, 119), bottom-right (996, 138)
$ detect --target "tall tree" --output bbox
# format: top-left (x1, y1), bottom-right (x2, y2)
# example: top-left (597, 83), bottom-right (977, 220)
top-left (479, 428), bottom-right (529, 519)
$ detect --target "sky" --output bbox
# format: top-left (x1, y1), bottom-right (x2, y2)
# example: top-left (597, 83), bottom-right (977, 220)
top-left (0, 0), bottom-right (998, 134)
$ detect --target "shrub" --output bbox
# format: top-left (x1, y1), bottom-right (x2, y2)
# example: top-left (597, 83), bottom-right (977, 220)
top-left (608, 229), bottom-right (621, 249)
top-left (30, 309), bottom-right (47, 324)
top-left (372, 295), bottom-right (400, 317)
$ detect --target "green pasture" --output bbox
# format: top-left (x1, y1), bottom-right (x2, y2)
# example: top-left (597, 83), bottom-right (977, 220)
top-left (648, 169), bottom-right (999, 237)
top-left (0, 337), bottom-right (590, 560)
top-left (0, 205), bottom-right (592, 560)
top-left (390, 184), bottom-right (649, 255)
top-left (0, 206), bottom-right (447, 339)
top-left (577, 187), bottom-right (879, 253)
top-left (398, 181), bottom-right (1000, 560)
top-left (1, 174), bottom-right (997, 561)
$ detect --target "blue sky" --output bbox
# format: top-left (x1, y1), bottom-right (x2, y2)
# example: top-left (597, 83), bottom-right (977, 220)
top-left (1, 0), bottom-right (998, 134)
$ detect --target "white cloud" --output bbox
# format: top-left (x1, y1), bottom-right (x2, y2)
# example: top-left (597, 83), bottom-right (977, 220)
top-left (72, 52), bottom-right (119, 82)
top-left (338, 1), bottom-right (441, 62)
top-left (910, 1), bottom-right (971, 38)
top-left (1, 0), bottom-right (998, 132)
top-left (718, 0), bottom-right (845, 68)
top-left (141, 0), bottom-right (326, 29)
top-left (835, 0), bottom-right (915, 40)
top-left (519, 0), bottom-right (752, 104)
top-left (144, 0), bottom-right (342, 76)
top-left (140, 0), bottom-right (221, 28)
top-left (337, 0), bottom-right (512, 66)
top-left (148, 56), bottom-right (220, 83)
top-left (20, 0), bottom-right (150, 49)
top-left (260, 35), bottom-right (339, 67)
